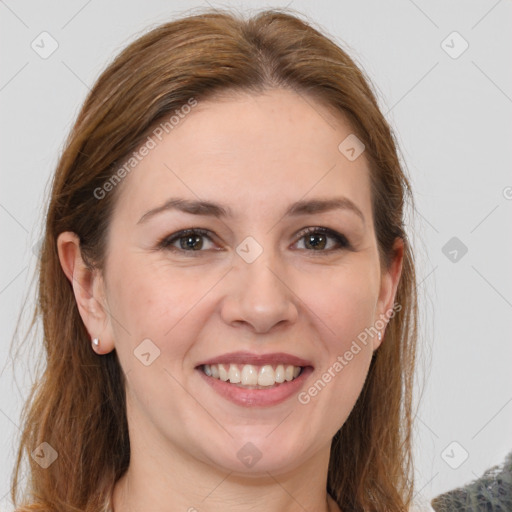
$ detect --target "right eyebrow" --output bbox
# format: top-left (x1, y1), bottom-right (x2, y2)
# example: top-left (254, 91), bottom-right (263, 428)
top-left (137, 198), bottom-right (231, 224)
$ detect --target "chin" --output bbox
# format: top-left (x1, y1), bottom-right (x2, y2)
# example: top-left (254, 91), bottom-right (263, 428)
top-left (198, 430), bottom-right (315, 476)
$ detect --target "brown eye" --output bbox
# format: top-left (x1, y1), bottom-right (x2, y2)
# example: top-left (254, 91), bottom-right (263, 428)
top-left (177, 233), bottom-right (204, 251)
top-left (159, 228), bottom-right (216, 253)
top-left (295, 227), bottom-right (350, 252)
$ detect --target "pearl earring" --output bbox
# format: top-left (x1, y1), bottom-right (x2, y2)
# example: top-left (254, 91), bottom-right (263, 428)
top-left (92, 338), bottom-right (100, 348)
top-left (378, 331), bottom-right (382, 341)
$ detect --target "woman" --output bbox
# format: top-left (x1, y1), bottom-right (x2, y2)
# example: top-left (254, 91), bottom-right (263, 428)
top-left (11, 7), bottom-right (418, 512)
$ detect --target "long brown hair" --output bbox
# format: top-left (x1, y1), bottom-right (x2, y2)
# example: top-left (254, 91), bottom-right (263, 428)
top-left (10, 7), bottom-right (418, 511)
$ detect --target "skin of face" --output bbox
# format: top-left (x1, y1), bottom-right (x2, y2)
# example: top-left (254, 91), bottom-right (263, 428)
top-left (58, 88), bottom-right (403, 511)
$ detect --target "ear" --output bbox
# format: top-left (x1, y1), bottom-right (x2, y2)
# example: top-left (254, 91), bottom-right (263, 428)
top-left (373, 237), bottom-right (404, 351)
top-left (56, 231), bottom-right (115, 354)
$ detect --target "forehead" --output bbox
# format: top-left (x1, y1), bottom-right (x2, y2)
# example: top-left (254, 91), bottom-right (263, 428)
top-left (112, 88), bottom-right (373, 225)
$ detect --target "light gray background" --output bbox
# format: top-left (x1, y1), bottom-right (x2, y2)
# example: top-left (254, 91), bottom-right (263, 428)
top-left (1, 0), bottom-right (511, 510)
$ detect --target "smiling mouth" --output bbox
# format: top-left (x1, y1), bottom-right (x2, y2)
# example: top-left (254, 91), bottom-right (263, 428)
top-left (200, 363), bottom-right (303, 389)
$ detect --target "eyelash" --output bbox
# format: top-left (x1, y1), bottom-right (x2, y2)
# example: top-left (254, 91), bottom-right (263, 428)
top-left (157, 227), bottom-right (351, 256)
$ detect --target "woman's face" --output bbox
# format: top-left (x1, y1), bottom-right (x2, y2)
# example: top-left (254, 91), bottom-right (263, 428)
top-left (74, 89), bottom-right (402, 476)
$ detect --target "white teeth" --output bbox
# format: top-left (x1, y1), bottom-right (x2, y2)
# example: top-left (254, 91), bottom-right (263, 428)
top-left (241, 364), bottom-right (258, 386)
top-left (202, 363), bottom-right (303, 387)
top-left (218, 364), bottom-right (229, 381)
top-left (258, 365), bottom-right (275, 386)
top-left (275, 364), bottom-right (285, 383)
top-left (228, 364), bottom-right (241, 383)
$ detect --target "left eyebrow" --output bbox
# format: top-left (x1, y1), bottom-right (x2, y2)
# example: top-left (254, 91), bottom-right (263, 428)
top-left (284, 197), bottom-right (365, 223)
top-left (137, 196), bottom-right (365, 224)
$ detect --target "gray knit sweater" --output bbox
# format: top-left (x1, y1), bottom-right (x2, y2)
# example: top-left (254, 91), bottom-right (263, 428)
top-left (431, 451), bottom-right (512, 511)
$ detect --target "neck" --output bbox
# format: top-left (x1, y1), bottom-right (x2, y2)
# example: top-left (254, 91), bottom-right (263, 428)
top-left (111, 432), bottom-right (340, 512)
top-left (111, 390), bottom-right (342, 512)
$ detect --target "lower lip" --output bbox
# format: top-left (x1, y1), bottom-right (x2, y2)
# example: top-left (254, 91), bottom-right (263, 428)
top-left (197, 367), bottom-right (314, 407)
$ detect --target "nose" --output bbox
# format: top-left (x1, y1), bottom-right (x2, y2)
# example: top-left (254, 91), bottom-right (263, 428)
top-left (220, 247), bottom-right (299, 334)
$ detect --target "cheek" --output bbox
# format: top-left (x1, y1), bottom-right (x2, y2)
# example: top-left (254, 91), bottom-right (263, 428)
top-left (301, 262), bottom-right (378, 344)
top-left (298, 271), bottom-right (377, 417)
top-left (105, 259), bottom-right (205, 420)
top-left (107, 256), bottom-right (221, 360)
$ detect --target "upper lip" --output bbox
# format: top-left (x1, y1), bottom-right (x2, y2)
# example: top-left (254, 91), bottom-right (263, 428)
top-left (196, 351), bottom-right (313, 368)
